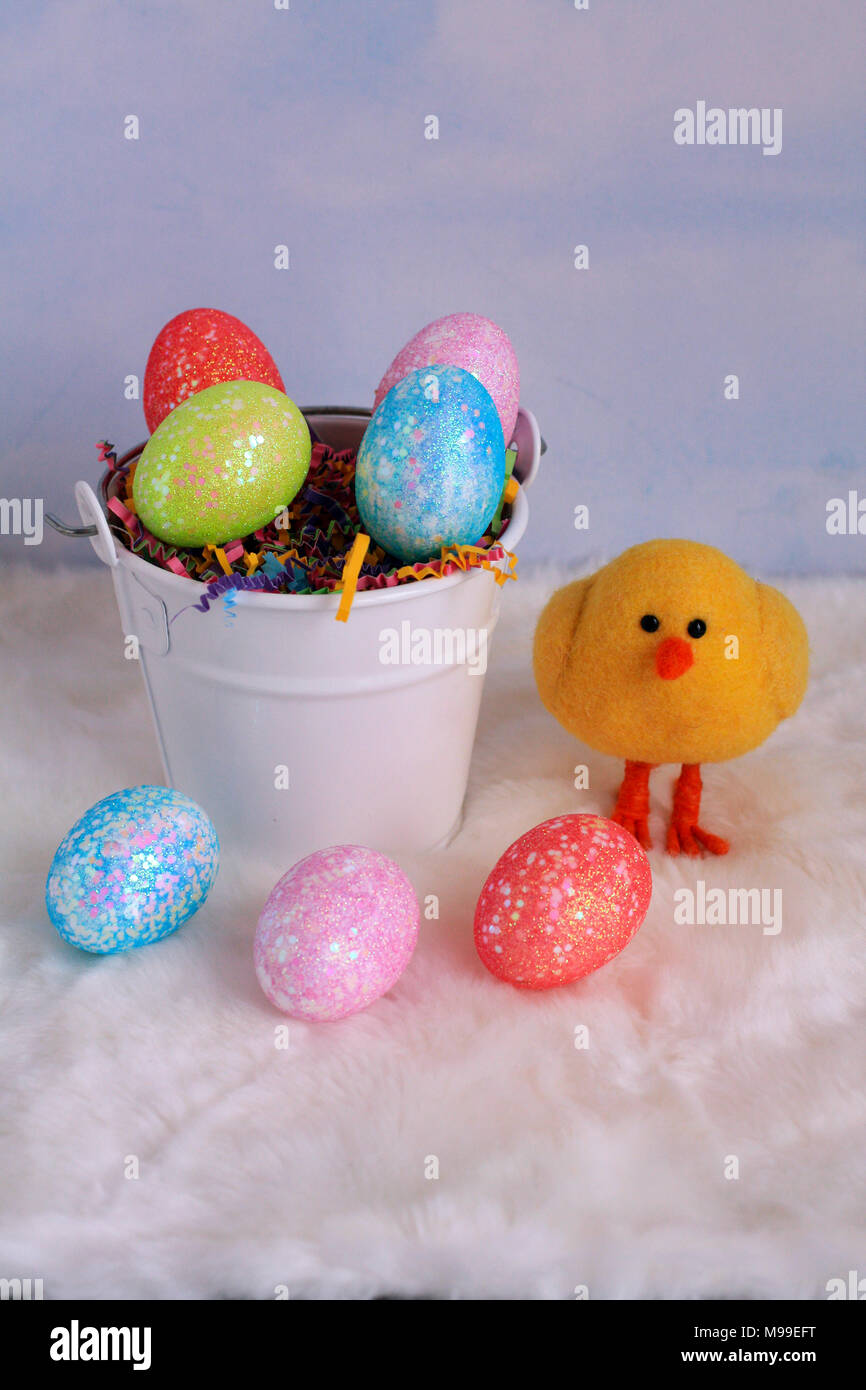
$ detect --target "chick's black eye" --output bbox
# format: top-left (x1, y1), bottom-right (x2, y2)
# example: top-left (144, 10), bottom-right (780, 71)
top-left (687, 618), bottom-right (707, 639)
top-left (640, 614), bottom-right (660, 633)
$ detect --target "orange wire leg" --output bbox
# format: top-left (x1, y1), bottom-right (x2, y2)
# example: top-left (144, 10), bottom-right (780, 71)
top-left (611, 760), bottom-right (654, 851)
top-left (666, 764), bottom-right (730, 857)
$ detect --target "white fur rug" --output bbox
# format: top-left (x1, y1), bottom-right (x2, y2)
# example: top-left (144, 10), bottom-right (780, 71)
top-left (1, 562), bottom-right (864, 1300)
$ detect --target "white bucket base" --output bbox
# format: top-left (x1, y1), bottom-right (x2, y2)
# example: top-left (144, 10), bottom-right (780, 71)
top-left (77, 408), bottom-right (540, 865)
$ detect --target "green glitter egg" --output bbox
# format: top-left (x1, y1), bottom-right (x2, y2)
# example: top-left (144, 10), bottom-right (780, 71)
top-left (133, 380), bottom-right (311, 547)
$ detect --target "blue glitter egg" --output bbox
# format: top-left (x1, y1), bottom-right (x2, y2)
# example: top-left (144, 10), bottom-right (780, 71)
top-left (355, 364), bottom-right (505, 563)
top-left (45, 786), bottom-right (219, 954)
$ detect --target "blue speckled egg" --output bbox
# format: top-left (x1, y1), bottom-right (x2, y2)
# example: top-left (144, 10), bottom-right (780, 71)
top-left (45, 786), bottom-right (219, 954)
top-left (355, 364), bottom-right (505, 563)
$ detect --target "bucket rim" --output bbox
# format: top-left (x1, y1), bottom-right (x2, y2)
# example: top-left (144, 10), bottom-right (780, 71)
top-left (111, 482), bottom-right (529, 610)
top-left (97, 401), bottom-right (537, 610)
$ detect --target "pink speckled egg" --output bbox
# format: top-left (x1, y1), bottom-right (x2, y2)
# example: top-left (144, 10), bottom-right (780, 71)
top-left (374, 313), bottom-right (519, 443)
top-left (474, 814), bottom-right (652, 990)
top-left (254, 846), bottom-right (420, 1022)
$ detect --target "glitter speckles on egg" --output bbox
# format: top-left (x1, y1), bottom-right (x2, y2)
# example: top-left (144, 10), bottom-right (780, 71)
top-left (143, 307), bottom-right (285, 433)
top-left (254, 846), bottom-right (420, 1022)
top-left (374, 312), bottom-right (519, 443)
top-left (133, 380), bottom-right (311, 547)
top-left (473, 814), bottom-right (652, 990)
top-left (356, 364), bottom-right (505, 563)
top-left (45, 786), bottom-right (219, 954)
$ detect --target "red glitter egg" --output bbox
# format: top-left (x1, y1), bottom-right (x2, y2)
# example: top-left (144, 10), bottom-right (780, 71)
top-left (474, 814), bottom-right (652, 990)
top-left (143, 307), bottom-right (285, 433)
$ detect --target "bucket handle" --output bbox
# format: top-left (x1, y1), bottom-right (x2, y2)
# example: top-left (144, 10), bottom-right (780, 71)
top-left (46, 481), bottom-right (119, 568)
top-left (513, 407), bottom-right (544, 490)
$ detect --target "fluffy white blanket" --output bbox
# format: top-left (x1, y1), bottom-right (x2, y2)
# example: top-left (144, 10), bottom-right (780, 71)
top-left (1, 563), bottom-right (864, 1300)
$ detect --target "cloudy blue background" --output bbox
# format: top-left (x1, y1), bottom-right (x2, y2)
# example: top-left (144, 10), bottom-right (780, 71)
top-left (1, 0), bottom-right (863, 574)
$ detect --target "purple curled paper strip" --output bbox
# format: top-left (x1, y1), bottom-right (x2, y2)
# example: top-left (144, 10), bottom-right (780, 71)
top-left (170, 571), bottom-right (286, 624)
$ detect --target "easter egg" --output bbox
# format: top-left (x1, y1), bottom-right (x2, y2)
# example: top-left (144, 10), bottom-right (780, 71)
top-left (356, 364), bottom-right (505, 563)
top-left (45, 786), bottom-right (219, 954)
top-left (133, 380), bottom-right (311, 547)
top-left (374, 313), bottom-right (519, 443)
top-left (474, 814), bottom-right (652, 990)
top-left (143, 307), bottom-right (285, 433)
top-left (254, 846), bottom-right (420, 1022)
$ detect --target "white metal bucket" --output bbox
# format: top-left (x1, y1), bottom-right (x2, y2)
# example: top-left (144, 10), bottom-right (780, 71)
top-left (73, 407), bottom-right (541, 864)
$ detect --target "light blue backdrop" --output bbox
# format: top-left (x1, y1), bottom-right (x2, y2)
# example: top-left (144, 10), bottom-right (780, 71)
top-left (1, 0), bottom-right (863, 574)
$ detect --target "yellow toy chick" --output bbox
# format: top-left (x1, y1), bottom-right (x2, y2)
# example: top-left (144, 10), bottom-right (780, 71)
top-left (533, 539), bottom-right (809, 856)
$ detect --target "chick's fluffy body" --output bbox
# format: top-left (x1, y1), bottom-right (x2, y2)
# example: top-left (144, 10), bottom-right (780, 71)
top-left (533, 539), bottom-right (809, 766)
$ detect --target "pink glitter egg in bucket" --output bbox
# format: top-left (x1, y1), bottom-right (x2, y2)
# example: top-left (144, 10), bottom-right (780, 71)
top-left (474, 814), bottom-right (652, 990)
top-left (254, 845), bottom-right (420, 1021)
top-left (374, 313), bottom-right (520, 444)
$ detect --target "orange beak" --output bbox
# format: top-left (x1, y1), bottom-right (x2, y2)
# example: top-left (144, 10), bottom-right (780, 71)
top-left (656, 635), bottom-right (694, 680)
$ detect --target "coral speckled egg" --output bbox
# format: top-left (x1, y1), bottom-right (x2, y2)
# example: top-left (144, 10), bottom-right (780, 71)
top-left (374, 313), bottom-right (520, 443)
top-left (254, 846), bottom-right (420, 1022)
top-left (474, 814), bottom-right (652, 990)
top-left (143, 307), bottom-right (285, 433)
top-left (356, 364), bottom-right (505, 563)
top-left (133, 380), bottom-right (311, 547)
top-left (45, 786), bottom-right (219, 954)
